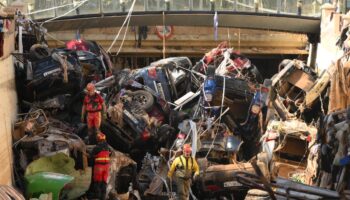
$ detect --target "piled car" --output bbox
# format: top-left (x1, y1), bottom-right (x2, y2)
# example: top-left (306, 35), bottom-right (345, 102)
top-left (10, 39), bottom-right (350, 200)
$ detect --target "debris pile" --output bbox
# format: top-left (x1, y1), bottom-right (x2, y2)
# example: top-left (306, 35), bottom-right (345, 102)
top-left (9, 38), bottom-right (350, 200)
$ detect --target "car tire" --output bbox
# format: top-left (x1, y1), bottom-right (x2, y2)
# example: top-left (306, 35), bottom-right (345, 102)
top-left (29, 44), bottom-right (50, 60)
top-left (130, 90), bottom-right (154, 112)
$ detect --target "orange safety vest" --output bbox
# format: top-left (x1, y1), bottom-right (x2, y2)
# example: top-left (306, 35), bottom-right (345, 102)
top-left (94, 150), bottom-right (110, 164)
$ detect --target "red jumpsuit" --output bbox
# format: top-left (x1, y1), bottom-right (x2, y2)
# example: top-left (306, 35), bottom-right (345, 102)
top-left (93, 150), bottom-right (110, 183)
top-left (83, 93), bottom-right (104, 129)
top-left (91, 142), bottom-right (111, 199)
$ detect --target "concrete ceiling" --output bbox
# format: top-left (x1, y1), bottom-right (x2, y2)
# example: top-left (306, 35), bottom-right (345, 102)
top-left (41, 11), bottom-right (320, 34)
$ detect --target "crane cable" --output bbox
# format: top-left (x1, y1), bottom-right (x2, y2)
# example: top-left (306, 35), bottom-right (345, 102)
top-left (41, 0), bottom-right (89, 25)
top-left (107, 0), bottom-right (136, 53)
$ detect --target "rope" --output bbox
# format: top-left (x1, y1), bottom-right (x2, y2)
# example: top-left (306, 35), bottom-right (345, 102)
top-left (227, 28), bottom-right (231, 48)
top-left (107, 0), bottom-right (136, 53)
top-left (162, 11), bottom-right (166, 59)
top-left (25, 2), bottom-right (78, 15)
top-left (150, 159), bottom-right (173, 199)
top-left (115, 12), bottom-right (131, 56)
top-left (205, 76), bottom-right (226, 159)
top-left (319, 94), bottom-right (325, 115)
top-left (41, 0), bottom-right (88, 25)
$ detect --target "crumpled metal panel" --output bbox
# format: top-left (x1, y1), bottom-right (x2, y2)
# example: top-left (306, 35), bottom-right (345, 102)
top-left (106, 150), bottom-right (137, 195)
top-left (110, 150), bottom-right (136, 174)
top-left (20, 130), bottom-right (86, 162)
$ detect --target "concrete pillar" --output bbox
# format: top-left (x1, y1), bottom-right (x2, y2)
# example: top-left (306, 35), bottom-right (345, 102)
top-left (316, 3), bottom-right (342, 71)
top-left (307, 43), bottom-right (318, 68)
top-left (254, 0), bottom-right (259, 12)
top-left (0, 16), bottom-right (16, 186)
top-left (320, 3), bottom-right (336, 39)
top-left (342, 13), bottom-right (350, 29)
top-left (321, 3), bottom-right (336, 20)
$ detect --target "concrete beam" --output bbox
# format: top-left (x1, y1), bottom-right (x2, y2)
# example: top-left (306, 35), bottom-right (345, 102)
top-left (41, 11), bottom-right (320, 34)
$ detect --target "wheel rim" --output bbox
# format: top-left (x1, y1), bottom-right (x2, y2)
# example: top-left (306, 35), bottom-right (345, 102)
top-left (133, 94), bottom-right (148, 105)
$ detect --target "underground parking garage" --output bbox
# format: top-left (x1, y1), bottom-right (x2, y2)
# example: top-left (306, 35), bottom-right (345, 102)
top-left (2, 0), bottom-right (350, 200)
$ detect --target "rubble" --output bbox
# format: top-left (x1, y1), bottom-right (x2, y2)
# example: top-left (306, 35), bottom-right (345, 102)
top-left (8, 36), bottom-right (350, 199)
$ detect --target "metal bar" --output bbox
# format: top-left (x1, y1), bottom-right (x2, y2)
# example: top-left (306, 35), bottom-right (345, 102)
top-left (297, 0), bottom-right (302, 15)
top-left (53, 0), bottom-right (57, 17)
top-left (99, 0), bottom-right (103, 14)
top-left (254, 0), bottom-right (259, 12)
top-left (144, 0), bottom-right (148, 11)
top-left (210, 0), bottom-right (215, 11)
top-left (277, 0), bottom-right (281, 14)
top-left (165, 0), bottom-right (170, 11)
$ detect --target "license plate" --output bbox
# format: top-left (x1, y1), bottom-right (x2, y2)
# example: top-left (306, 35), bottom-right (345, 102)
top-left (43, 68), bottom-right (61, 77)
top-left (223, 181), bottom-right (242, 187)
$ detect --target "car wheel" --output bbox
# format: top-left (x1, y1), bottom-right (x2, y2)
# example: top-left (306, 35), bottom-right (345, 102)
top-left (30, 44), bottom-right (50, 60)
top-left (130, 90), bottom-right (154, 112)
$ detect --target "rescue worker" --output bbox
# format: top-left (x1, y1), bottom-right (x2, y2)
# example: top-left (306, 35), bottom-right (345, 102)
top-left (168, 144), bottom-right (200, 200)
top-left (81, 83), bottom-right (106, 144)
top-left (91, 132), bottom-right (111, 200)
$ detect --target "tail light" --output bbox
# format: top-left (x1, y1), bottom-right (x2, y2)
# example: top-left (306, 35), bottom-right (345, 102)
top-left (141, 129), bottom-right (151, 141)
top-left (206, 185), bottom-right (222, 192)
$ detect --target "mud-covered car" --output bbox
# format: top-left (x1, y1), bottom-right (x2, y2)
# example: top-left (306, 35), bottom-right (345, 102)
top-left (13, 109), bottom-right (137, 199)
top-left (105, 57), bottom-right (194, 156)
top-left (15, 48), bottom-right (82, 102)
top-left (67, 40), bottom-right (113, 84)
top-left (271, 59), bottom-right (328, 121)
top-left (15, 40), bottom-right (113, 104)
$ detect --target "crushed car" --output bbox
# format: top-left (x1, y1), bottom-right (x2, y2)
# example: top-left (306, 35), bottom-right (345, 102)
top-left (13, 109), bottom-right (137, 200)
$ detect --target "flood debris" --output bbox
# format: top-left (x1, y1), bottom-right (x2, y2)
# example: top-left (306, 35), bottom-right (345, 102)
top-left (8, 38), bottom-right (350, 200)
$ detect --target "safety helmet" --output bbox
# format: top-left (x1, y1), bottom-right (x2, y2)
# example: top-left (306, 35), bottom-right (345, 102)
top-left (183, 144), bottom-right (192, 157)
top-left (96, 132), bottom-right (106, 142)
top-left (86, 83), bottom-right (95, 92)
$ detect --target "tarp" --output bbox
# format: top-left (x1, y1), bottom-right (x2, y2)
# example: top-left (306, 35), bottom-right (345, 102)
top-left (25, 153), bottom-right (91, 200)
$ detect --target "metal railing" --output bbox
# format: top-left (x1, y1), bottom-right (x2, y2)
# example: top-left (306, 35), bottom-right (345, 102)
top-left (23, 0), bottom-right (322, 20)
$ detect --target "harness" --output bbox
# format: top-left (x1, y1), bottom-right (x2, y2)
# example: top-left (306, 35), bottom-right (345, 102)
top-left (86, 93), bottom-right (102, 112)
top-left (177, 156), bottom-right (194, 171)
top-left (175, 156), bottom-right (194, 180)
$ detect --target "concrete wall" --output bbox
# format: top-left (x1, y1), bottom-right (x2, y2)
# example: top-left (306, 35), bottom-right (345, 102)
top-left (316, 4), bottom-right (344, 72)
top-left (0, 19), bottom-right (16, 185)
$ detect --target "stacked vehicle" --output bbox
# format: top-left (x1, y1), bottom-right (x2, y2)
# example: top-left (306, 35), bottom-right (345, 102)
top-left (10, 40), bottom-right (350, 200)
